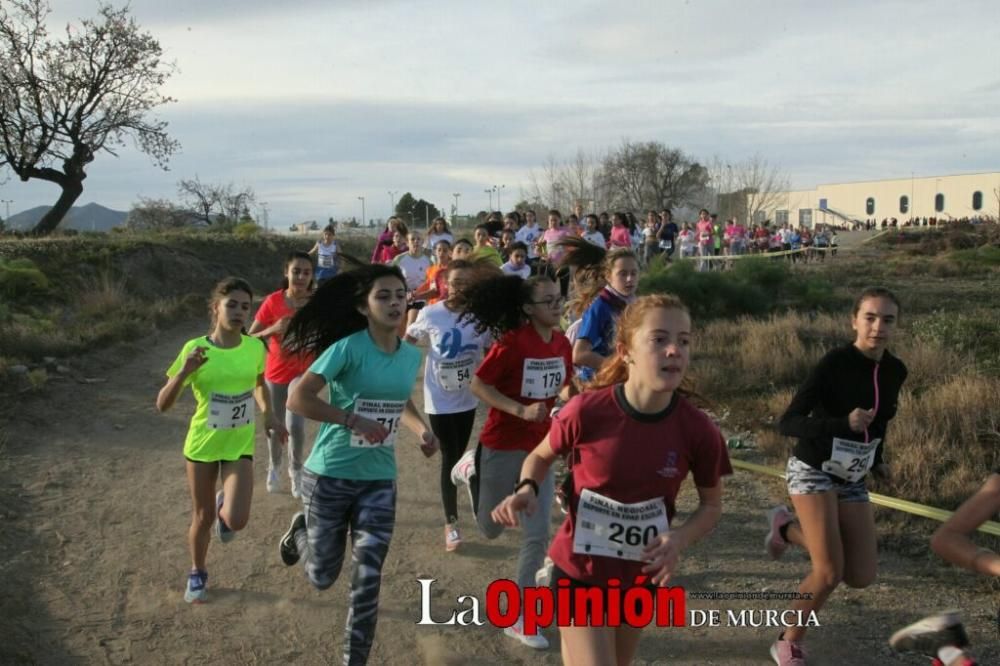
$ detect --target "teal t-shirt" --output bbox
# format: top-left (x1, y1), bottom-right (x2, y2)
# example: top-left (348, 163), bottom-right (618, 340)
top-left (304, 329), bottom-right (422, 480)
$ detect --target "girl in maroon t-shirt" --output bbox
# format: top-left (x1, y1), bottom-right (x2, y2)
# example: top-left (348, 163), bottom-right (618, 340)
top-left (248, 252), bottom-right (315, 498)
top-left (451, 273), bottom-right (574, 650)
top-left (493, 294), bottom-right (732, 665)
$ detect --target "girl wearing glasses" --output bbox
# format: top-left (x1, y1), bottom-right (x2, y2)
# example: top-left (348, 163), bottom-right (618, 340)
top-left (451, 273), bottom-right (574, 650)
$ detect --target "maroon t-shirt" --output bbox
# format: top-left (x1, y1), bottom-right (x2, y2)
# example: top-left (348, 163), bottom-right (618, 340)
top-left (476, 324), bottom-right (573, 453)
top-left (548, 384), bottom-right (732, 586)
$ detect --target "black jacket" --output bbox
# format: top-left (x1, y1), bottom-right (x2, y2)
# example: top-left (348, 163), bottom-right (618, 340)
top-left (779, 344), bottom-right (908, 475)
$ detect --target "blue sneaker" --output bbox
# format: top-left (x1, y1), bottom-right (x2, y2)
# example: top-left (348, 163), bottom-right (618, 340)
top-left (214, 490), bottom-right (235, 544)
top-left (184, 569), bottom-right (207, 604)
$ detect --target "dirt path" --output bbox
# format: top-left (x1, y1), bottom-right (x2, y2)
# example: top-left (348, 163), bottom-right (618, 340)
top-left (1, 321), bottom-right (997, 665)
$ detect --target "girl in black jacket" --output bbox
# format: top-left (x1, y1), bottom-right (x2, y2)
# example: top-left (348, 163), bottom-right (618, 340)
top-left (764, 287), bottom-right (908, 666)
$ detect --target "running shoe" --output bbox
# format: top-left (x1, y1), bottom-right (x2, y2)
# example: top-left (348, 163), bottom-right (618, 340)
top-left (280, 512), bottom-right (306, 566)
top-left (184, 569), bottom-right (208, 604)
top-left (765, 505), bottom-right (793, 561)
top-left (504, 619), bottom-right (549, 650)
top-left (266, 467), bottom-right (280, 494)
top-left (889, 611), bottom-right (970, 657)
top-left (290, 471), bottom-right (302, 500)
top-left (770, 635), bottom-right (808, 665)
top-left (450, 449), bottom-right (476, 486)
top-left (445, 524), bottom-right (462, 552)
top-left (535, 556), bottom-right (553, 586)
top-left (450, 449), bottom-right (476, 512)
top-left (214, 490), bottom-right (235, 544)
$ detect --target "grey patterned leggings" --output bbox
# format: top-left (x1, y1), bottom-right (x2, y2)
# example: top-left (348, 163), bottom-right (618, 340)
top-left (295, 471), bottom-right (396, 666)
top-left (265, 378), bottom-right (307, 473)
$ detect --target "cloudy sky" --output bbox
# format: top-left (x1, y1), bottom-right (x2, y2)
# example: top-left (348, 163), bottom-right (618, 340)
top-left (3, 0), bottom-right (998, 224)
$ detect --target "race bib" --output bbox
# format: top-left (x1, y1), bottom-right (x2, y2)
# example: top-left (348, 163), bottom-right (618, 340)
top-left (658, 240), bottom-right (673, 250)
top-left (521, 358), bottom-right (565, 399)
top-left (350, 399), bottom-right (406, 448)
top-left (437, 357), bottom-right (474, 392)
top-left (318, 253), bottom-right (335, 268)
top-left (573, 489), bottom-right (669, 562)
top-left (207, 391), bottom-right (255, 430)
top-left (822, 437), bottom-right (880, 483)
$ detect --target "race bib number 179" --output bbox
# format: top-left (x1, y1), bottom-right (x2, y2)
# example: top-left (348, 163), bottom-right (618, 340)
top-left (520, 358), bottom-right (564, 400)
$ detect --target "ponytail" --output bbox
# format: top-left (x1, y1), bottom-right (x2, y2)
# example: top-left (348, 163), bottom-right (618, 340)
top-left (458, 273), bottom-right (553, 340)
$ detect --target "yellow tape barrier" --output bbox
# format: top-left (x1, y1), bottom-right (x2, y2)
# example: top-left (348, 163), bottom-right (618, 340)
top-left (730, 458), bottom-right (1000, 537)
top-left (674, 245), bottom-right (839, 261)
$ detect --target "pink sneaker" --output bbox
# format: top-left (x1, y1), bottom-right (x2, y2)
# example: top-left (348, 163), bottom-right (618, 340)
top-left (765, 505), bottom-right (793, 561)
top-left (770, 636), bottom-right (808, 665)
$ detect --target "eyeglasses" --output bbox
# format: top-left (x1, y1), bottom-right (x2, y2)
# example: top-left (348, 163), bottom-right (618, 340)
top-left (528, 296), bottom-right (566, 308)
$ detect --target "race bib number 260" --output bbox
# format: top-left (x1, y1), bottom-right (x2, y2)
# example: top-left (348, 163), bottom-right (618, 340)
top-left (573, 489), bottom-right (669, 562)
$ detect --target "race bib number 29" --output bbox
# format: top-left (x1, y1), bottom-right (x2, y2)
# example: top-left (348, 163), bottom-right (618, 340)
top-left (823, 437), bottom-right (880, 483)
top-left (350, 399), bottom-right (406, 448)
top-left (520, 358), bottom-right (564, 399)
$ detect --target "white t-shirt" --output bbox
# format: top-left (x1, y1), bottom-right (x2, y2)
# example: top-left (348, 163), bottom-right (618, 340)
top-left (582, 230), bottom-right (606, 247)
top-left (406, 303), bottom-right (491, 414)
top-left (426, 232), bottom-right (455, 254)
top-left (515, 224), bottom-right (542, 258)
top-left (501, 261), bottom-right (531, 279)
top-left (317, 240), bottom-right (338, 269)
top-left (394, 253), bottom-right (432, 291)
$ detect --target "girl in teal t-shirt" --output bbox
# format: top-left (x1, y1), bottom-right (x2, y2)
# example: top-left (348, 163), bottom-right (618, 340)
top-left (157, 277), bottom-right (285, 604)
top-left (277, 264), bottom-right (439, 666)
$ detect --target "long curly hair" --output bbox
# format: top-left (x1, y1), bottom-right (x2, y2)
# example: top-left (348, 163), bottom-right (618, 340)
top-left (457, 273), bottom-right (555, 340)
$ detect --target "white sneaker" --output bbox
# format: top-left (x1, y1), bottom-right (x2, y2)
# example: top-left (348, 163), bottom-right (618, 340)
top-left (266, 467), bottom-right (280, 494)
top-left (290, 471), bottom-right (302, 499)
top-left (450, 449), bottom-right (476, 486)
top-left (535, 557), bottom-right (554, 586)
top-left (504, 619), bottom-right (549, 650)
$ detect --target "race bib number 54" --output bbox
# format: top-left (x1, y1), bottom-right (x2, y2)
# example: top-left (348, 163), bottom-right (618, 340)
top-left (573, 489), bottom-right (669, 562)
top-left (521, 358), bottom-right (564, 399)
top-left (350, 399), bottom-right (406, 448)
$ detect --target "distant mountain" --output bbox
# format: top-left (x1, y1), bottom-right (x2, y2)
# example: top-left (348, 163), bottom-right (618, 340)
top-left (5, 202), bottom-right (128, 232)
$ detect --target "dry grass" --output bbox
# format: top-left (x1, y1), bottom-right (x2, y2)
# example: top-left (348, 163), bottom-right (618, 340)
top-left (77, 270), bottom-right (129, 318)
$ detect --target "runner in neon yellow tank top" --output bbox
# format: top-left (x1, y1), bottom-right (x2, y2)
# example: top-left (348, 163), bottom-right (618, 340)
top-left (156, 277), bottom-right (287, 604)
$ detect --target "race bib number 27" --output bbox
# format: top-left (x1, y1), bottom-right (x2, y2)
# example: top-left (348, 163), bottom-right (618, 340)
top-left (207, 391), bottom-right (255, 430)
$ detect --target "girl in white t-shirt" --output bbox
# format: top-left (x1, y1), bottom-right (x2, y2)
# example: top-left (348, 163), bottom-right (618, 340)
top-left (426, 217), bottom-right (455, 261)
top-left (405, 260), bottom-right (490, 552)
top-left (308, 225), bottom-right (339, 285)
top-left (392, 230), bottom-right (433, 334)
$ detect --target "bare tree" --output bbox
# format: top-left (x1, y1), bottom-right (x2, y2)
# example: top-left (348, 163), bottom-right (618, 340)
top-left (177, 177), bottom-right (255, 225)
top-left (0, 0), bottom-right (178, 235)
top-left (736, 154), bottom-right (789, 226)
top-left (125, 197), bottom-right (190, 231)
top-left (599, 140), bottom-right (709, 213)
top-left (524, 150), bottom-right (602, 212)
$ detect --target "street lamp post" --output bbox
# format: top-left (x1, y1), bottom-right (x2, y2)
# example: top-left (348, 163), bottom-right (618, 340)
top-left (496, 184), bottom-right (506, 212)
top-left (388, 190), bottom-right (398, 216)
top-left (552, 184), bottom-right (563, 211)
top-left (484, 188), bottom-right (494, 211)
top-left (452, 192), bottom-right (461, 218)
top-left (357, 196), bottom-right (366, 228)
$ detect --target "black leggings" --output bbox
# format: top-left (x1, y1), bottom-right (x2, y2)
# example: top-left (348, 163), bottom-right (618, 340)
top-left (428, 409), bottom-right (477, 524)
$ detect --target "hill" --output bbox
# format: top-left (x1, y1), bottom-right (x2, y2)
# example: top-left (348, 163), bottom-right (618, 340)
top-left (5, 202), bottom-right (128, 232)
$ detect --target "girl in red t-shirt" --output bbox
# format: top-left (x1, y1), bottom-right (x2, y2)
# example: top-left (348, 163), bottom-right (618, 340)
top-left (248, 252), bottom-right (315, 498)
top-left (493, 294), bottom-right (732, 665)
top-left (451, 273), bottom-right (574, 650)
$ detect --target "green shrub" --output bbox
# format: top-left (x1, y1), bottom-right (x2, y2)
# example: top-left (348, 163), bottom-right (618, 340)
top-left (639, 258), bottom-right (836, 319)
top-left (0, 258), bottom-right (49, 299)
top-left (233, 222), bottom-right (261, 238)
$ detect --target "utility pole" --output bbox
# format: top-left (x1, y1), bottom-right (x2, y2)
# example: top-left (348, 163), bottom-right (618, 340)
top-left (388, 190), bottom-right (398, 216)
top-left (358, 196), bottom-right (366, 228)
top-left (497, 184), bottom-right (506, 212)
top-left (452, 193), bottom-right (461, 218)
top-left (260, 201), bottom-right (270, 232)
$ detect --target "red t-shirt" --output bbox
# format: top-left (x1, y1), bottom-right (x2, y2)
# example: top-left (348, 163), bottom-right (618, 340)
top-left (547, 385), bottom-right (732, 586)
top-left (254, 290), bottom-right (313, 384)
top-left (476, 324), bottom-right (573, 452)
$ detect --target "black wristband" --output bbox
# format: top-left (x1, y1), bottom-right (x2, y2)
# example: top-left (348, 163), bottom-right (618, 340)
top-left (514, 479), bottom-right (539, 497)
